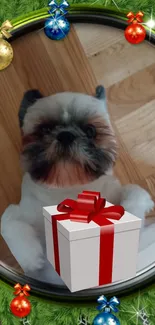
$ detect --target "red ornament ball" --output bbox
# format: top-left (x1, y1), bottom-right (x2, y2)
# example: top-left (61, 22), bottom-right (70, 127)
top-left (125, 22), bottom-right (146, 44)
top-left (10, 296), bottom-right (31, 318)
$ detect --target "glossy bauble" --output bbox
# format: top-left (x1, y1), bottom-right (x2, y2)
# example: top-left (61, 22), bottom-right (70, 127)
top-left (10, 295), bottom-right (31, 318)
top-left (0, 39), bottom-right (13, 70)
top-left (44, 17), bottom-right (70, 40)
top-left (93, 312), bottom-right (120, 325)
top-left (125, 22), bottom-right (146, 44)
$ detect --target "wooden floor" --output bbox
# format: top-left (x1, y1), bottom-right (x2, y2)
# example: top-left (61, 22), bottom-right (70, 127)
top-left (0, 24), bottom-right (155, 273)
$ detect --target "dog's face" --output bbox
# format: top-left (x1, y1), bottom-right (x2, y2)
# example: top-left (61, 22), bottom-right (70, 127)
top-left (20, 90), bottom-right (117, 187)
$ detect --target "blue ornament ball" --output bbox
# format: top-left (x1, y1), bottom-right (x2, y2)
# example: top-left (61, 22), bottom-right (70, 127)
top-left (44, 17), bottom-right (70, 40)
top-left (93, 312), bottom-right (120, 325)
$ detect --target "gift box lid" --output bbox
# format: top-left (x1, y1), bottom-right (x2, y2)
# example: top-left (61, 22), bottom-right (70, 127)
top-left (43, 205), bottom-right (100, 240)
top-left (43, 202), bottom-right (142, 241)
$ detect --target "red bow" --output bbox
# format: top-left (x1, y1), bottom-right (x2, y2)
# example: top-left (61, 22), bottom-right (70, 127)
top-left (57, 190), bottom-right (124, 224)
top-left (127, 11), bottom-right (144, 24)
top-left (13, 283), bottom-right (31, 296)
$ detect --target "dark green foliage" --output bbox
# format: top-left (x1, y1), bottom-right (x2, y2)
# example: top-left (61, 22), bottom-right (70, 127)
top-left (0, 0), bottom-right (155, 21)
top-left (0, 280), bottom-right (155, 325)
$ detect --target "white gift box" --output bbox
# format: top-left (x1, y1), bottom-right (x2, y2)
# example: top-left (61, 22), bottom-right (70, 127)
top-left (43, 200), bottom-right (142, 292)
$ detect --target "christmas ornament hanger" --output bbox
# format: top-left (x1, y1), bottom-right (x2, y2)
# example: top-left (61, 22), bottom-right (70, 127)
top-left (0, 6), bottom-right (155, 300)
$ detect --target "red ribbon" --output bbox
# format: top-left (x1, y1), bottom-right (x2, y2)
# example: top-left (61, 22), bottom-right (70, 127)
top-left (127, 11), bottom-right (144, 24)
top-left (13, 283), bottom-right (31, 296)
top-left (52, 191), bottom-right (124, 285)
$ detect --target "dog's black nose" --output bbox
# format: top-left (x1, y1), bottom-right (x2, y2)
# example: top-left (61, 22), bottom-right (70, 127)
top-left (57, 131), bottom-right (75, 145)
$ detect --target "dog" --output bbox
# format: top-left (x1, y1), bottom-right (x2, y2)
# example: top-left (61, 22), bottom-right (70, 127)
top-left (1, 86), bottom-right (154, 285)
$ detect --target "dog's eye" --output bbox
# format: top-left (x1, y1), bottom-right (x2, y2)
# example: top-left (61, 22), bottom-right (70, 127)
top-left (84, 124), bottom-right (96, 138)
top-left (37, 124), bottom-right (53, 136)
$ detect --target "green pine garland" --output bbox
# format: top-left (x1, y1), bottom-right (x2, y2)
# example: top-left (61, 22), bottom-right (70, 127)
top-left (0, 0), bottom-right (155, 22)
top-left (0, 280), bottom-right (155, 325)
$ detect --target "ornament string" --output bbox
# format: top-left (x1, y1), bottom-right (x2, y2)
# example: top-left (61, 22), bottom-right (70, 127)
top-left (78, 314), bottom-right (90, 325)
top-left (139, 310), bottom-right (150, 325)
top-left (0, 20), bottom-right (13, 39)
top-left (20, 317), bottom-right (31, 325)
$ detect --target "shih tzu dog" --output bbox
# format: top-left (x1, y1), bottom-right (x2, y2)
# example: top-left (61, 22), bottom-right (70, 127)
top-left (1, 86), bottom-right (154, 285)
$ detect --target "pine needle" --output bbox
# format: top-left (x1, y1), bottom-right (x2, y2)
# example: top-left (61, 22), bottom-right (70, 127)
top-left (0, 280), bottom-right (155, 325)
top-left (0, 0), bottom-right (155, 21)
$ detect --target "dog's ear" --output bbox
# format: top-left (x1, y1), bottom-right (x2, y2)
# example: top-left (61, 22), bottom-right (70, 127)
top-left (95, 85), bottom-right (106, 100)
top-left (18, 89), bottom-right (43, 128)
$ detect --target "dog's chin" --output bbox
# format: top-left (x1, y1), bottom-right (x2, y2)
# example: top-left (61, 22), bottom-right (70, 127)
top-left (30, 161), bottom-right (103, 188)
top-left (48, 162), bottom-right (94, 187)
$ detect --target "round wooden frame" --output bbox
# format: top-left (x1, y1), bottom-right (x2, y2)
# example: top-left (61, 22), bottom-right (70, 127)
top-left (1, 10), bottom-right (155, 300)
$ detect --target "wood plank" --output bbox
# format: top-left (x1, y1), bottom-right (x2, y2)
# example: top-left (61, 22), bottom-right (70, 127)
top-left (76, 24), bottom-right (155, 88)
top-left (106, 64), bottom-right (155, 121)
top-left (115, 100), bottom-right (155, 179)
top-left (12, 26), bottom-right (97, 95)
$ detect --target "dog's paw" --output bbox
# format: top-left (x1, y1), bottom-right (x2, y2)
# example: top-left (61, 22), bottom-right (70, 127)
top-left (141, 191), bottom-right (154, 215)
top-left (120, 184), bottom-right (154, 219)
top-left (2, 217), bottom-right (45, 273)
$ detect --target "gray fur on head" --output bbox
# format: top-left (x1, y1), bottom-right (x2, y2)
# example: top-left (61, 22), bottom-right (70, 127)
top-left (19, 89), bottom-right (43, 128)
top-left (20, 86), bottom-right (117, 187)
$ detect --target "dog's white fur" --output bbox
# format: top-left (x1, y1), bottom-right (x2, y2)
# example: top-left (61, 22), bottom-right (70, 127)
top-left (1, 92), bottom-right (154, 285)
